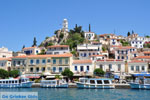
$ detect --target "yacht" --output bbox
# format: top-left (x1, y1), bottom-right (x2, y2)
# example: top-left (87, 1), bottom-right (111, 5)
top-left (40, 79), bottom-right (68, 88)
top-left (0, 77), bottom-right (33, 88)
top-left (76, 78), bottom-right (115, 89)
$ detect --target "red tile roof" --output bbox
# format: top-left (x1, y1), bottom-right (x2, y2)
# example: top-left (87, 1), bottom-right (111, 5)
top-left (143, 51), bottom-right (150, 54)
top-left (0, 57), bottom-right (11, 61)
top-left (135, 56), bottom-right (150, 59)
top-left (47, 45), bottom-right (69, 48)
top-left (117, 46), bottom-right (136, 49)
top-left (128, 60), bottom-right (146, 63)
top-left (23, 46), bottom-right (36, 50)
top-left (97, 59), bottom-right (123, 62)
top-left (73, 59), bottom-right (92, 64)
top-left (12, 53), bottom-right (72, 59)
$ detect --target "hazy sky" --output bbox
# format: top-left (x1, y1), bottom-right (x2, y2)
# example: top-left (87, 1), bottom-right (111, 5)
top-left (0, 0), bottom-right (150, 51)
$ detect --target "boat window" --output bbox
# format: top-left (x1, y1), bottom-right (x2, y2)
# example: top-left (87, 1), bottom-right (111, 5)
top-left (12, 81), bottom-right (14, 83)
top-left (6, 81), bottom-right (8, 83)
top-left (22, 79), bottom-right (25, 82)
top-left (90, 80), bottom-right (95, 84)
top-left (3, 81), bottom-right (5, 84)
top-left (104, 80), bottom-right (110, 84)
top-left (15, 80), bottom-right (17, 83)
top-left (97, 80), bottom-right (102, 84)
top-left (9, 81), bottom-right (11, 83)
top-left (0, 81), bottom-right (1, 83)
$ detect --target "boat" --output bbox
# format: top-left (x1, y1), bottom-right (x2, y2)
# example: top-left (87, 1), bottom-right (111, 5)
top-left (76, 78), bottom-right (115, 89)
top-left (40, 79), bottom-right (68, 88)
top-left (129, 77), bottom-right (150, 89)
top-left (0, 77), bottom-right (33, 88)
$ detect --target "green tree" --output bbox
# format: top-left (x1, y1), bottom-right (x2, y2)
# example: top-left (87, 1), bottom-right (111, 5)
top-left (9, 70), bottom-right (20, 78)
top-left (102, 47), bottom-right (106, 51)
top-left (59, 33), bottom-right (64, 39)
top-left (94, 68), bottom-right (105, 76)
top-left (45, 36), bottom-right (49, 40)
top-left (55, 75), bottom-right (62, 79)
top-left (61, 68), bottom-right (73, 81)
top-left (127, 32), bottom-right (131, 36)
top-left (132, 30), bottom-right (134, 34)
top-left (22, 45), bottom-right (25, 49)
top-left (0, 69), bottom-right (9, 79)
top-left (32, 37), bottom-right (37, 47)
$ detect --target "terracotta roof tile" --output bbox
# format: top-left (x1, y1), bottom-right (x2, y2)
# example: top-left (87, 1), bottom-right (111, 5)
top-left (97, 59), bottom-right (123, 62)
top-left (47, 45), bottom-right (69, 48)
top-left (0, 57), bottom-right (12, 61)
top-left (143, 51), bottom-right (150, 54)
top-left (135, 56), bottom-right (150, 59)
top-left (23, 46), bottom-right (36, 50)
top-left (128, 60), bottom-right (146, 63)
top-left (73, 59), bottom-right (92, 64)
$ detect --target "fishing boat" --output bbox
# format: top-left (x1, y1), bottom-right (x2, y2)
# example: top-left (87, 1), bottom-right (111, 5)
top-left (76, 78), bottom-right (115, 89)
top-left (40, 79), bottom-right (68, 88)
top-left (0, 77), bottom-right (33, 88)
top-left (129, 77), bottom-right (150, 89)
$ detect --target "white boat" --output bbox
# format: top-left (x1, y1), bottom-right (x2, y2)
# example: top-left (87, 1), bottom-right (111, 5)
top-left (0, 77), bottom-right (33, 88)
top-left (76, 78), bottom-right (115, 89)
top-left (129, 77), bottom-right (150, 89)
top-left (40, 79), bottom-right (68, 88)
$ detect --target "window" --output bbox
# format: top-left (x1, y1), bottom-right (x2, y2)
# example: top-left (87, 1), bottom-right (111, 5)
top-left (109, 64), bottom-right (112, 70)
top-left (100, 65), bottom-right (103, 69)
top-left (104, 80), bottom-right (109, 84)
top-left (90, 80), bottom-right (95, 84)
top-left (84, 53), bottom-right (86, 57)
top-left (30, 68), bottom-right (33, 72)
top-left (75, 66), bottom-right (77, 71)
top-left (122, 56), bottom-right (124, 59)
top-left (142, 66), bottom-right (145, 71)
top-left (87, 66), bottom-right (89, 71)
top-left (118, 56), bottom-right (120, 59)
top-left (53, 67), bottom-right (56, 72)
top-left (89, 53), bottom-right (91, 56)
top-left (47, 59), bottom-right (50, 63)
top-left (65, 59), bottom-right (68, 64)
top-left (97, 80), bottom-right (102, 84)
top-left (42, 59), bottom-right (46, 64)
top-left (36, 50), bottom-right (38, 54)
top-left (118, 50), bottom-right (120, 53)
top-left (36, 59), bottom-right (40, 64)
top-left (80, 66), bottom-right (84, 71)
top-left (42, 67), bottom-right (45, 72)
top-left (136, 66), bottom-right (139, 71)
top-left (17, 61), bottom-right (21, 65)
top-left (81, 53), bottom-right (83, 56)
top-left (30, 60), bottom-right (34, 65)
top-left (53, 59), bottom-right (56, 64)
top-left (59, 67), bottom-right (62, 72)
top-left (36, 67), bottom-right (39, 72)
top-left (59, 59), bottom-right (62, 64)
top-left (131, 66), bottom-right (134, 71)
top-left (118, 64), bottom-right (121, 71)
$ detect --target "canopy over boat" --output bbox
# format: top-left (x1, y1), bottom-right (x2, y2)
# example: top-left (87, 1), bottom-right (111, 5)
top-left (132, 72), bottom-right (150, 77)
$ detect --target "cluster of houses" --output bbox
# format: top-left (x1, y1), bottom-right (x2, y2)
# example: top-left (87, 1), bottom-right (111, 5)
top-left (0, 19), bottom-right (150, 80)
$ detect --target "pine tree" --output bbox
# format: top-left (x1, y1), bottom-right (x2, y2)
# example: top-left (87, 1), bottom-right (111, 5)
top-left (132, 30), bottom-right (134, 34)
top-left (22, 45), bottom-right (25, 49)
top-left (127, 32), bottom-right (131, 36)
top-left (32, 37), bottom-right (37, 47)
top-left (89, 24), bottom-right (91, 32)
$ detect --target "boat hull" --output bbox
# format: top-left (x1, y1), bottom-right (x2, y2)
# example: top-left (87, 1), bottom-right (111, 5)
top-left (130, 83), bottom-right (150, 89)
top-left (41, 84), bottom-right (68, 88)
top-left (76, 83), bottom-right (115, 89)
top-left (0, 82), bottom-right (33, 88)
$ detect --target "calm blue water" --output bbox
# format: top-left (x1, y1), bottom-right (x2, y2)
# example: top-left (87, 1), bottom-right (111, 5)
top-left (0, 88), bottom-right (150, 100)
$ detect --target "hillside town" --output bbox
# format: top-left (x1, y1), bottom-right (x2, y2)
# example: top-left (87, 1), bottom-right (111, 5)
top-left (1, 19), bottom-right (150, 82)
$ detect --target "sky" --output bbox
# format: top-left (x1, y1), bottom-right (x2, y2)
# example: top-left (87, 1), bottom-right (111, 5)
top-left (0, 0), bottom-right (150, 51)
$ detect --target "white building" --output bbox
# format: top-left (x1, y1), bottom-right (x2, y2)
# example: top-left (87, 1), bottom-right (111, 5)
top-left (84, 32), bottom-right (95, 41)
top-left (77, 44), bottom-right (102, 60)
top-left (0, 58), bottom-right (11, 71)
top-left (128, 60), bottom-right (148, 74)
top-left (71, 59), bottom-right (94, 76)
top-left (96, 59), bottom-right (125, 73)
top-left (46, 45), bottom-right (70, 55)
top-left (22, 46), bottom-right (42, 55)
top-left (0, 47), bottom-right (12, 58)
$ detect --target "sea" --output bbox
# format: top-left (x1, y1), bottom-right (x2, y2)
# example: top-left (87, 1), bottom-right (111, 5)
top-left (0, 88), bottom-right (150, 100)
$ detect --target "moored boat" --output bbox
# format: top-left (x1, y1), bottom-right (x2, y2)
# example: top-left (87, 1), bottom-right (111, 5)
top-left (129, 77), bottom-right (150, 89)
top-left (0, 77), bottom-right (33, 88)
top-left (40, 79), bottom-right (68, 88)
top-left (76, 78), bottom-right (115, 89)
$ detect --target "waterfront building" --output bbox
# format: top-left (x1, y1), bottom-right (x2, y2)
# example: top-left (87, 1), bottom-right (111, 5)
top-left (0, 58), bottom-right (11, 71)
top-left (128, 60), bottom-right (148, 74)
top-left (95, 59), bottom-right (125, 73)
top-left (71, 59), bottom-right (94, 77)
top-left (11, 53), bottom-right (73, 77)
top-left (114, 46), bottom-right (137, 61)
top-left (22, 46), bottom-right (43, 55)
top-left (46, 45), bottom-right (70, 55)
top-left (99, 34), bottom-right (117, 45)
top-left (84, 24), bottom-right (95, 41)
top-left (77, 44), bottom-right (102, 60)
top-left (0, 47), bottom-right (12, 58)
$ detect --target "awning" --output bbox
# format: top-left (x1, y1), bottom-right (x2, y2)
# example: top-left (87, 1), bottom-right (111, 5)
top-left (46, 76), bottom-right (55, 78)
top-left (114, 75), bottom-right (120, 79)
top-left (26, 76), bottom-right (40, 79)
top-left (132, 73), bottom-right (150, 77)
